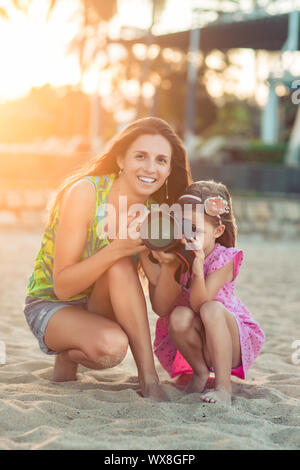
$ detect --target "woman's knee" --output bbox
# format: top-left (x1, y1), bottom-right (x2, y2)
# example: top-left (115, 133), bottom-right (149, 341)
top-left (107, 256), bottom-right (135, 280)
top-left (84, 327), bottom-right (129, 366)
top-left (169, 306), bottom-right (195, 337)
top-left (199, 301), bottom-right (225, 326)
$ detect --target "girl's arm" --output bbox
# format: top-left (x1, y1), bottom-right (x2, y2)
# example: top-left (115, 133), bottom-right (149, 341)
top-left (139, 250), bottom-right (161, 286)
top-left (189, 249), bottom-right (234, 312)
top-left (146, 251), bottom-right (181, 317)
top-left (53, 180), bottom-right (147, 301)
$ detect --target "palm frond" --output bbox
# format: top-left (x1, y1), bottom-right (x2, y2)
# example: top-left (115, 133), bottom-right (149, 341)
top-left (152, 0), bottom-right (167, 24)
top-left (46, 0), bottom-right (58, 20)
top-left (11, 0), bottom-right (31, 13)
top-left (89, 0), bottom-right (117, 22)
top-left (0, 7), bottom-right (9, 19)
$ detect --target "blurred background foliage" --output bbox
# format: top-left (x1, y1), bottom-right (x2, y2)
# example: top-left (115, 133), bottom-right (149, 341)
top-left (0, 0), bottom-right (299, 169)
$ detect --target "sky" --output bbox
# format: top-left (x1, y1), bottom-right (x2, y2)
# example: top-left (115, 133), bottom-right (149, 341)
top-left (0, 0), bottom-right (300, 104)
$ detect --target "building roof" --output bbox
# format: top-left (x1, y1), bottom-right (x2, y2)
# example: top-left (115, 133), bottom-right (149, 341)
top-left (113, 13), bottom-right (298, 52)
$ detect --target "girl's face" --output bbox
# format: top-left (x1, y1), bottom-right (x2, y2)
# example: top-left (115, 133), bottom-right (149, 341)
top-left (117, 134), bottom-right (172, 200)
top-left (189, 210), bottom-right (225, 254)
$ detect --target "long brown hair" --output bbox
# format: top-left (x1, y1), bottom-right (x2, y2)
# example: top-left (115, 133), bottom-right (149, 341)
top-left (47, 117), bottom-right (192, 222)
top-left (180, 180), bottom-right (237, 247)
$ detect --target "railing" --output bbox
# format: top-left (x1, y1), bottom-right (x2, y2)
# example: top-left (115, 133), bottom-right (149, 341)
top-left (190, 161), bottom-right (300, 195)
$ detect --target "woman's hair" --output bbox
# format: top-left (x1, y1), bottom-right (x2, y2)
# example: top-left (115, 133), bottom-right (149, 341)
top-left (179, 180), bottom-right (237, 247)
top-left (47, 117), bottom-right (192, 222)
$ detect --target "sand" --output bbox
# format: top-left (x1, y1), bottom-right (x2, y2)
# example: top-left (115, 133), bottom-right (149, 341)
top-left (0, 229), bottom-right (299, 450)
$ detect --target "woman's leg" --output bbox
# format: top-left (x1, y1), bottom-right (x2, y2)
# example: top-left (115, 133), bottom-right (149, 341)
top-left (44, 306), bottom-right (129, 382)
top-left (87, 256), bottom-right (168, 401)
top-left (198, 300), bottom-right (241, 404)
top-left (169, 306), bottom-right (210, 393)
top-left (46, 256), bottom-right (168, 400)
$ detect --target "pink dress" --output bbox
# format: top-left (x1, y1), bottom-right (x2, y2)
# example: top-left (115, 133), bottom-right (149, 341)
top-left (153, 242), bottom-right (265, 380)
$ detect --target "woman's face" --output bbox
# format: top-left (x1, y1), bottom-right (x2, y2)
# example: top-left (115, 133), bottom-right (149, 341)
top-left (117, 134), bottom-right (172, 199)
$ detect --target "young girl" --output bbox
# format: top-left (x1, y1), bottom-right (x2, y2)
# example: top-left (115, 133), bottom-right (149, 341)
top-left (23, 117), bottom-right (192, 402)
top-left (142, 180), bottom-right (265, 404)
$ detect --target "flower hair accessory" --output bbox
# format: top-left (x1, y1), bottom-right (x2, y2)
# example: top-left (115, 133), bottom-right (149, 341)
top-left (178, 194), bottom-right (229, 224)
top-left (204, 196), bottom-right (230, 217)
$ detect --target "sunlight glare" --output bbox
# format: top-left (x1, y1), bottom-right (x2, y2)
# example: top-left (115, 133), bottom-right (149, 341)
top-left (0, 0), bottom-right (81, 101)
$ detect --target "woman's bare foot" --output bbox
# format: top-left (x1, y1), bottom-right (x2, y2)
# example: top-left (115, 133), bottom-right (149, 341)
top-left (185, 369), bottom-right (210, 394)
top-left (141, 382), bottom-right (169, 402)
top-left (52, 351), bottom-right (78, 382)
top-left (200, 387), bottom-right (232, 405)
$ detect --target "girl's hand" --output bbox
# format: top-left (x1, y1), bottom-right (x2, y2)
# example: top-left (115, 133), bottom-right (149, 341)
top-left (151, 250), bottom-right (179, 267)
top-left (183, 236), bottom-right (205, 276)
top-left (192, 248), bottom-right (205, 276)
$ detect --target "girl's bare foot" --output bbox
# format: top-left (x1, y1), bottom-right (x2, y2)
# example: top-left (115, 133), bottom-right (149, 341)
top-left (52, 351), bottom-right (78, 382)
top-left (175, 373), bottom-right (193, 388)
top-left (200, 387), bottom-right (232, 405)
top-left (185, 369), bottom-right (210, 394)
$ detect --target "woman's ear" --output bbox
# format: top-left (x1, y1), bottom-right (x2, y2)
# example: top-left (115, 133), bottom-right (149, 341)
top-left (116, 155), bottom-right (124, 172)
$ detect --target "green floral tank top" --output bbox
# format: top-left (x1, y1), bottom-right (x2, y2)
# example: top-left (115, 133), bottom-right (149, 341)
top-left (26, 173), bottom-right (153, 302)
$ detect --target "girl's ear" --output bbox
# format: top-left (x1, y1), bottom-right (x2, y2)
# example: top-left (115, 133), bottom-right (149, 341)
top-left (214, 224), bottom-right (225, 239)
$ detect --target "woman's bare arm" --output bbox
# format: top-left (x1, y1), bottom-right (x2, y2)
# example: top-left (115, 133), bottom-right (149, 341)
top-left (53, 180), bottom-right (146, 301)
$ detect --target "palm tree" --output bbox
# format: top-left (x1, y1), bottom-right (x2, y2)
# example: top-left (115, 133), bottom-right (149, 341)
top-left (0, 8), bottom-right (8, 19)
top-left (0, 1), bottom-right (119, 148)
top-left (48, 0), bottom-right (118, 82)
top-left (136, 0), bottom-right (167, 117)
top-left (61, 0), bottom-right (167, 114)
top-left (0, 0), bottom-right (31, 19)
top-left (55, 1), bottom-right (168, 131)
top-left (152, 0), bottom-right (167, 27)
top-left (46, 1), bottom-right (119, 149)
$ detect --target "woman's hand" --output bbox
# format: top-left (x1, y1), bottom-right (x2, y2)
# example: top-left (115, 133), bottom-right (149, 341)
top-left (109, 213), bottom-right (147, 258)
top-left (110, 236), bottom-right (147, 258)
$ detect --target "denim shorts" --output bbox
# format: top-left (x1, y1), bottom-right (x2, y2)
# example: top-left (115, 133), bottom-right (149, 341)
top-left (23, 296), bottom-right (88, 355)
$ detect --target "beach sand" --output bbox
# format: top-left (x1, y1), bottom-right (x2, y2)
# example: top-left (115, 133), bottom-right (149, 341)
top-left (0, 229), bottom-right (299, 450)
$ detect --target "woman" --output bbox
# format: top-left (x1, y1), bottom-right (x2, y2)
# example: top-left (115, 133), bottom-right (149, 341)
top-left (24, 117), bottom-right (192, 401)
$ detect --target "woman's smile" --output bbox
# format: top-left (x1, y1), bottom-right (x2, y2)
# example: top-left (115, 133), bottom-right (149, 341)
top-left (117, 134), bottom-right (172, 200)
top-left (137, 175), bottom-right (157, 184)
